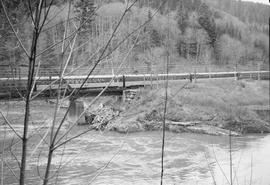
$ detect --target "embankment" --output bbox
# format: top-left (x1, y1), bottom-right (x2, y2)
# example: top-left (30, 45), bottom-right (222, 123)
top-left (86, 79), bottom-right (270, 136)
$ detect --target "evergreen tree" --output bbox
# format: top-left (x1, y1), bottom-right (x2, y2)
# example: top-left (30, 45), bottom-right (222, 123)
top-left (198, 3), bottom-right (217, 47)
top-left (177, 0), bottom-right (188, 34)
top-left (198, 3), bottom-right (219, 62)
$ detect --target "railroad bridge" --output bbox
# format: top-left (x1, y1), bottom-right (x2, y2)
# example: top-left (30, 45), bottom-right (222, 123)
top-left (1, 67), bottom-right (269, 124)
top-left (0, 66), bottom-right (269, 99)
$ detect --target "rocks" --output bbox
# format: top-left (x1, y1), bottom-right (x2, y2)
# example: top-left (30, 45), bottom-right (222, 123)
top-left (145, 110), bottom-right (161, 122)
top-left (143, 121), bottom-right (162, 131)
top-left (85, 112), bottom-right (96, 125)
top-left (85, 104), bottom-right (119, 130)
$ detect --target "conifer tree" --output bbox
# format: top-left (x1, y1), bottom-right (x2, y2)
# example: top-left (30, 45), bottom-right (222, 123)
top-left (198, 3), bottom-right (220, 62)
top-left (177, 0), bottom-right (188, 34)
top-left (198, 3), bottom-right (216, 47)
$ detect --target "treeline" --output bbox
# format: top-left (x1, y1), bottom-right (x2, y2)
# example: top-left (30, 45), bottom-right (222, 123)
top-left (145, 0), bottom-right (269, 25)
top-left (0, 0), bottom-right (269, 72)
top-left (135, 0), bottom-right (269, 65)
top-left (208, 0), bottom-right (269, 25)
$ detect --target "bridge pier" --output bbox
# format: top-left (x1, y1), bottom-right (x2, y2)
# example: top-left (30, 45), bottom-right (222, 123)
top-left (122, 89), bottom-right (138, 103)
top-left (122, 75), bottom-right (126, 89)
top-left (68, 99), bottom-right (86, 125)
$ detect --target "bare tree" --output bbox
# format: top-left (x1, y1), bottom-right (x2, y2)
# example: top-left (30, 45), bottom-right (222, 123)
top-left (1, 0), bottom-right (57, 184)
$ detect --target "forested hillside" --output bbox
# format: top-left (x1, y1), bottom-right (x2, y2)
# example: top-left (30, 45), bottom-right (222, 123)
top-left (0, 0), bottom-right (269, 74)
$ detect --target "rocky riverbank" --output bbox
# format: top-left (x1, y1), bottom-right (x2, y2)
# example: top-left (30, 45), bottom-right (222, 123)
top-left (85, 105), bottom-right (269, 136)
top-left (83, 79), bottom-right (270, 136)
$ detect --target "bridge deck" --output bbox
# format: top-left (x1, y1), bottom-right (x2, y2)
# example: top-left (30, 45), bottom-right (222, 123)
top-left (0, 71), bottom-right (269, 98)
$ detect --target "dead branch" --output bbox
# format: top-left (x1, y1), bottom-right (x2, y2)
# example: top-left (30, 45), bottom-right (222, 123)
top-left (0, 110), bottom-right (22, 139)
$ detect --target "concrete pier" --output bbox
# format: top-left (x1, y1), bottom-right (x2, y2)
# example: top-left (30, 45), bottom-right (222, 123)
top-left (68, 99), bottom-right (86, 125)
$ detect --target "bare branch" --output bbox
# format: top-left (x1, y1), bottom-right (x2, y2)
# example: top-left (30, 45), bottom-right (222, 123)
top-left (9, 66), bottom-right (26, 100)
top-left (39, 0), bottom-right (56, 32)
top-left (30, 37), bottom-right (102, 100)
top-left (51, 1), bottom-right (140, 146)
top-left (160, 20), bottom-right (170, 184)
top-left (53, 128), bottom-right (91, 150)
top-left (30, 10), bottom-right (161, 100)
top-left (1, 120), bottom-right (6, 185)
top-left (32, 0), bottom-right (164, 99)
top-left (40, 5), bottom-right (68, 32)
top-left (4, 161), bottom-right (19, 181)
top-left (204, 151), bottom-right (217, 185)
top-left (211, 145), bottom-right (231, 185)
top-left (27, 0), bottom-right (35, 26)
top-left (36, 5), bottom-right (100, 58)
top-left (0, 110), bottom-right (22, 139)
top-left (9, 148), bottom-right (21, 169)
top-left (54, 27), bottom-right (142, 147)
top-left (36, 151), bottom-right (44, 181)
top-left (29, 59), bottom-right (41, 97)
top-left (29, 126), bottom-right (50, 160)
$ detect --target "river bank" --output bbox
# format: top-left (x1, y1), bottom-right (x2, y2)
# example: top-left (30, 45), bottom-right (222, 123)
top-left (85, 79), bottom-right (270, 136)
top-left (0, 79), bottom-right (269, 137)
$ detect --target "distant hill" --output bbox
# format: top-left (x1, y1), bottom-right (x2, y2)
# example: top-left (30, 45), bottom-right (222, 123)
top-left (205, 0), bottom-right (269, 25)
top-left (145, 0), bottom-right (269, 25)
top-left (0, 0), bottom-right (269, 72)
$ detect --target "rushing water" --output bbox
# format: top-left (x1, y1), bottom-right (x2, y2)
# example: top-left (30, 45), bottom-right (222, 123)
top-left (1, 125), bottom-right (270, 185)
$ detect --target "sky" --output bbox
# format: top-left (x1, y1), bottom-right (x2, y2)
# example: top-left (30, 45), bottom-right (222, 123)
top-left (242, 0), bottom-right (269, 4)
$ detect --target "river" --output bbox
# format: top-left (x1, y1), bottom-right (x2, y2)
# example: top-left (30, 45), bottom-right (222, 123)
top-left (1, 125), bottom-right (270, 185)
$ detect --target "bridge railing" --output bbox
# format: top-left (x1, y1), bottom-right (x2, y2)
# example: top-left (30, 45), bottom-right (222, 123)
top-left (0, 63), bottom-right (268, 78)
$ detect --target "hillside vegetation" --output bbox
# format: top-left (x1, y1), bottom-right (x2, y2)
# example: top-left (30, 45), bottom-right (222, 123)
top-left (0, 0), bottom-right (269, 75)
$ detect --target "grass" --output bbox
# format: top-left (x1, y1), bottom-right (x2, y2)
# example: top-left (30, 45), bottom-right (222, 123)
top-left (116, 79), bottom-right (270, 134)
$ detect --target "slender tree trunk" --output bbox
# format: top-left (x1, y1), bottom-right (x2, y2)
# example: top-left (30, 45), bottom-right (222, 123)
top-left (19, 0), bottom-right (44, 181)
top-left (43, 147), bottom-right (54, 185)
top-left (43, 2), bottom-right (72, 183)
top-left (1, 123), bottom-right (6, 185)
top-left (20, 26), bottom-right (39, 185)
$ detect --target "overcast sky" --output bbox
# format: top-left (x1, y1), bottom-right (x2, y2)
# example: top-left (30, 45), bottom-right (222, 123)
top-left (242, 0), bottom-right (269, 4)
